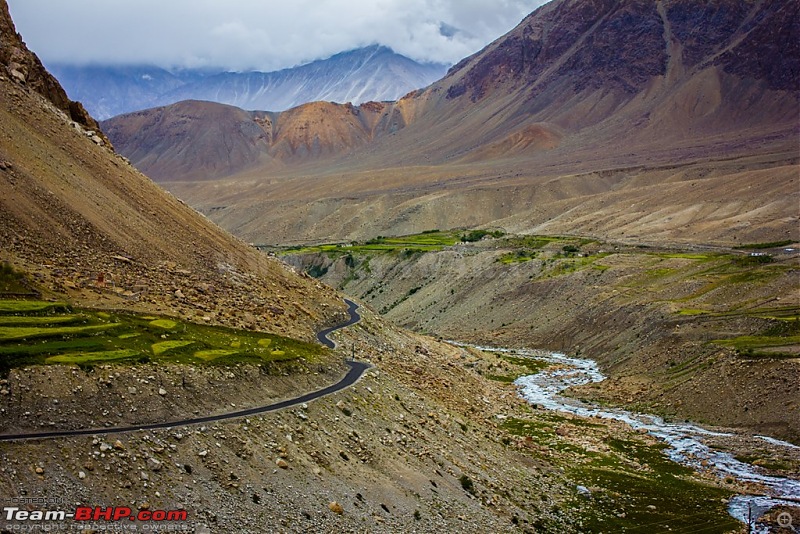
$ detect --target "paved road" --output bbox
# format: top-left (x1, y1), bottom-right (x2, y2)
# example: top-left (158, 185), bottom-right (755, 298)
top-left (0, 300), bottom-right (368, 442)
top-left (316, 298), bottom-right (360, 348)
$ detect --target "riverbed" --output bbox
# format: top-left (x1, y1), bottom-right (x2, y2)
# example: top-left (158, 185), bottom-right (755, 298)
top-left (470, 345), bottom-right (800, 532)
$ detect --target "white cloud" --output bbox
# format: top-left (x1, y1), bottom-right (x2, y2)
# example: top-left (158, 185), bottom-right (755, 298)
top-left (7, 0), bottom-right (548, 70)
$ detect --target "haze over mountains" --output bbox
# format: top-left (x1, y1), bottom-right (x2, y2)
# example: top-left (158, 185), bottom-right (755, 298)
top-left (2, 0), bottom-right (800, 531)
top-left (1, 2), bottom-right (590, 530)
top-left (50, 46), bottom-right (448, 120)
top-left (104, 0), bottom-right (799, 248)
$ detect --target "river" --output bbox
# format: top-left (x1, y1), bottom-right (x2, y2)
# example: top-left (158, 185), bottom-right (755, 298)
top-left (468, 345), bottom-right (800, 533)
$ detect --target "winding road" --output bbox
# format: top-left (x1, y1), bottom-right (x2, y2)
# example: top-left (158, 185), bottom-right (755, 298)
top-left (0, 299), bottom-right (368, 442)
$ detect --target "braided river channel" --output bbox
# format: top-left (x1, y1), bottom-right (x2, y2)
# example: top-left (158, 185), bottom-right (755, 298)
top-left (469, 345), bottom-right (799, 533)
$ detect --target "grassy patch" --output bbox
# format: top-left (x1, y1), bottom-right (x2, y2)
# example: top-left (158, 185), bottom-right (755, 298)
top-left (152, 340), bottom-right (195, 356)
top-left (0, 300), bottom-right (325, 373)
top-left (0, 263), bottom-right (35, 296)
top-left (45, 350), bottom-right (141, 365)
top-left (500, 413), bottom-right (739, 531)
top-left (282, 230), bottom-right (462, 257)
top-left (498, 250), bottom-right (538, 264)
top-left (496, 354), bottom-right (550, 374)
top-left (149, 319), bottom-right (177, 329)
top-left (0, 315), bottom-right (86, 326)
top-left (194, 349), bottom-right (239, 361)
top-left (0, 323), bottom-right (121, 342)
top-left (574, 438), bottom-right (739, 532)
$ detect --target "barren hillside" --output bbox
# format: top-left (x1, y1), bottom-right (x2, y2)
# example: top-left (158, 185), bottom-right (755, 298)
top-left (101, 0), bottom-right (798, 247)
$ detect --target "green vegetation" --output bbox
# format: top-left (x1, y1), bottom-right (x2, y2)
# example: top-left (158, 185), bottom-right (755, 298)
top-left (0, 263), bottom-right (34, 296)
top-left (0, 300), bottom-right (68, 313)
top-left (501, 416), bottom-right (739, 532)
top-left (458, 474), bottom-right (475, 494)
top-left (281, 230), bottom-right (462, 257)
top-left (574, 438), bottom-right (740, 532)
top-left (0, 300), bottom-right (324, 373)
top-left (0, 323), bottom-right (121, 342)
top-left (149, 318), bottom-right (177, 329)
top-left (45, 350), bottom-right (141, 365)
top-left (459, 229), bottom-right (505, 242)
top-left (152, 340), bottom-right (195, 356)
top-left (734, 240), bottom-right (794, 250)
top-left (498, 249), bottom-right (538, 264)
top-left (494, 235), bottom-right (609, 278)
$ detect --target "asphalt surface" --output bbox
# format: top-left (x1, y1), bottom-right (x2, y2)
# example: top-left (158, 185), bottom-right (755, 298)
top-left (0, 299), bottom-right (368, 442)
top-left (316, 298), bottom-right (360, 349)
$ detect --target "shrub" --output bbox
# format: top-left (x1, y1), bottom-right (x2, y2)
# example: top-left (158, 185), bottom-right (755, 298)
top-left (459, 474), bottom-right (475, 494)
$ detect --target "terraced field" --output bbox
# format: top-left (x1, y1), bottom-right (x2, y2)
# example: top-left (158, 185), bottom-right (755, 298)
top-left (277, 230), bottom-right (464, 256)
top-left (0, 300), bottom-right (324, 373)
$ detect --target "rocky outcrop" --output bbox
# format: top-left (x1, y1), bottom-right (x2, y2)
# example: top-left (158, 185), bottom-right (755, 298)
top-left (0, 0), bottom-right (108, 144)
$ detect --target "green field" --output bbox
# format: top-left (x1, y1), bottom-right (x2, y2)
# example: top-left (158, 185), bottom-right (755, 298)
top-left (0, 300), bottom-right (324, 373)
top-left (280, 230), bottom-right (465, 257)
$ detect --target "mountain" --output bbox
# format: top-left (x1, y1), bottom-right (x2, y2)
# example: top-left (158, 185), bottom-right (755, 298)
top-left (0, 3), bottom-right (603, 531)
top-left (0, 1), bottom-right (342, 342)
top-left (46, 64), bottom-right (211, 121)
top-left (104, 0), bottom-right (798, 248)
top-left (2, 3), bottom-right (797, 531)
top-left (50, 46), bottom-right (447, 120)
top-left (102, 99), bottom-right (397, 181)
top-left (154, 45), bottom-right (448, 113)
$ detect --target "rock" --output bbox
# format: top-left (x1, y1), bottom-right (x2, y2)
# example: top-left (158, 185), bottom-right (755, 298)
top-left (328, 501), bottom-right (344, 515)
top-left (10, 69), bottom-right (25, 83)
top-left (198, 450), bottom-right (208, 457)
top-left (577, 485), bottom-right (591, 498)
top-left (113, 440), bottom-right (125, 450)
top-left (276, 459), bottom-right (289, 469)
top-left (34, 467), bottom-right (44, 475)
top-left (148, 458), bottom-right (162, 471)
top-left (78, 471), bottom-right (86, 479)
top-left (174, 289), bottom-right (185, 299)
top-left (158, 388), bottom-right (167, 396)
top-left (99, 442), bottom-right (113, 452)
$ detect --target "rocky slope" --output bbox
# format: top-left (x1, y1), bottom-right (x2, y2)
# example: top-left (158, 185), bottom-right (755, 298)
top-left (0, 0), bottom-right (106, 144)
top-left (285, 234), bottom-right (800, 443)
top-left (2, 2), bottom-right (758, 532)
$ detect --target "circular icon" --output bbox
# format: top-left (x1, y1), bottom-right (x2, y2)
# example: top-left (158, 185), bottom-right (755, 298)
top-left (777, 511), bottom-right (793, 527)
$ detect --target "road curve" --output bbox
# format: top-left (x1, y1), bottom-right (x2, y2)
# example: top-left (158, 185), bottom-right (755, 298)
top-left (317, 298), bottom-right (360, 348)
top-left (0, 300), bottom-right (368, 442)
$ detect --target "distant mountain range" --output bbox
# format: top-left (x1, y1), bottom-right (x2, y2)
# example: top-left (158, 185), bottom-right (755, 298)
top-left (104, 0), bottom-right (799, 186)
top-left (49, 45), bottom-right (448, 119)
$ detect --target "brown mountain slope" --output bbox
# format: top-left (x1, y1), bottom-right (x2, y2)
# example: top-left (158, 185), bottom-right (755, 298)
top-left (0, 6), bottom-right (680, 531)
top-left (104, 0), bottom-right (799, 248)
top-left (103, 100), bottom-right (394, 181)
top-left (106, 0), bottom-right (798, 180)
top-left (0, 12), bottom-right (345, 339)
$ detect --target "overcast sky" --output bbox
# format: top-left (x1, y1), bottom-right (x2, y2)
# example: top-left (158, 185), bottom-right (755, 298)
top-left (7, 0), bottom-right (549, 72)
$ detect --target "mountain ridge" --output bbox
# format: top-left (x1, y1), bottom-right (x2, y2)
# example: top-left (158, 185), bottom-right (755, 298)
top-left (50, 45), bottom-right (447, 120)
top-left (104, 0), bottom-right (799, 247)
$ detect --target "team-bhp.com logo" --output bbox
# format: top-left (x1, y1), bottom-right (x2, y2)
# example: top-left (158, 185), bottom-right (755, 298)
top-left (5, 506), bottom-right (188, 522)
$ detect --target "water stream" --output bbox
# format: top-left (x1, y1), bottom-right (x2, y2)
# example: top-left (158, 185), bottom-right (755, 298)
top-left (468, 345), bottom-right (799, 532)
